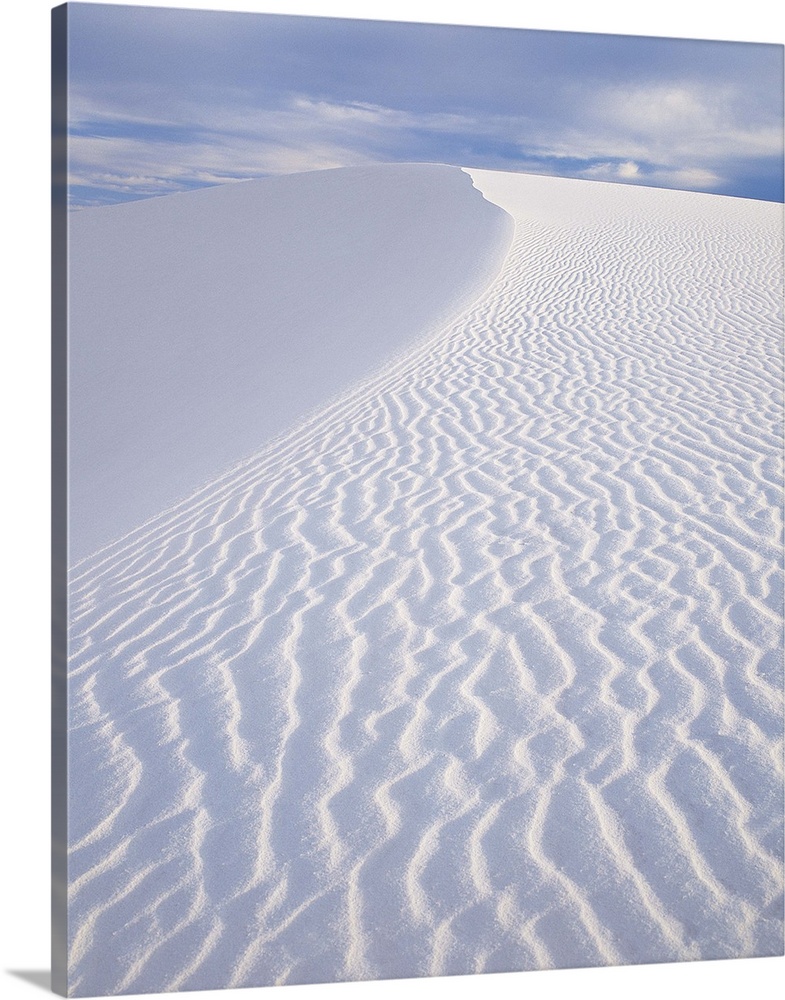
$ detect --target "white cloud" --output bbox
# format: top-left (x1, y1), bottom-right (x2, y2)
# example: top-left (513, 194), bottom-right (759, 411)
top-left (593, 82), bottom-right (782, 161)
top-left (617, 161), bottom-right (640, 178)
top-left (67, 121), bottom-right (381, 205)
top-left (647, 166), bottom-right (723, 190)
top-left (579, 159), bottom-right (721, 190)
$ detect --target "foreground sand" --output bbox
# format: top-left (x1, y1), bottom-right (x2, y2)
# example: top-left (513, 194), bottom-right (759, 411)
top-left (66, 167), bottom-right (783, 995)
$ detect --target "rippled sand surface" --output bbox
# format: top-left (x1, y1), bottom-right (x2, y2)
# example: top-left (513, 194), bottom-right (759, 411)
top-left (66, 168), bottom-right (783, 995)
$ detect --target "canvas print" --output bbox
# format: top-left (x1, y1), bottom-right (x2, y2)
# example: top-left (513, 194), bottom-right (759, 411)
top-left (52, 3), bottom-right (784, 996)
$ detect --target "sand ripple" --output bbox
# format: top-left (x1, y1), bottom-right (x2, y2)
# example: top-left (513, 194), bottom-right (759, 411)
top-left (67, 172), bottom-right (783, 994)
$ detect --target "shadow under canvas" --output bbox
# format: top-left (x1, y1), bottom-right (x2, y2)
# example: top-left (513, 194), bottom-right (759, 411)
top-left (7, 971), bottom-right (52, 992)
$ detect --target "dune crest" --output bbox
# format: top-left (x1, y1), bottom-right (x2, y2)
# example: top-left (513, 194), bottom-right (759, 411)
top-left (67, 170), bottom-right (783, 995)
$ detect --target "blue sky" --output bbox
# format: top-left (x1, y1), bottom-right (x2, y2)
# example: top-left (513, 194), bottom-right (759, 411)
top-left (65, 2), bottom-right (784, 207)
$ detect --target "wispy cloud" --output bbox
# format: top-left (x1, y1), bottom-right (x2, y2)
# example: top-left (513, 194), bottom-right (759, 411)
top-left (67, 91), bottom-right (385, 204)
top-left (579, 159), bottom-right (722, 190)
top-left (595, 83), bottom-right (782, 160)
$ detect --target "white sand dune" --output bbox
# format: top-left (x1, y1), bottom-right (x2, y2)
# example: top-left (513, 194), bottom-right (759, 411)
top-left (66, 167), bottom-right (783, 996)
top-left (68, 164), bottom-right (512, 562)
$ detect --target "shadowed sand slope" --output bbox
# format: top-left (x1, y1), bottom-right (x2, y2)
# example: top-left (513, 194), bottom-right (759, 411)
top-left (67, 170), bottom-right (783, 996)
top-left (68, 164), bottom-right (513, 562)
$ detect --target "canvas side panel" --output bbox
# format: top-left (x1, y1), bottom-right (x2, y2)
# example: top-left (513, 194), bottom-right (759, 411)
top-left (51, 4), bottom-right (68, 996)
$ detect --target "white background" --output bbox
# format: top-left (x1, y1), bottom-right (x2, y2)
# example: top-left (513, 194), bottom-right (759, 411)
top-left (1, 2), bottom-right (782, 999)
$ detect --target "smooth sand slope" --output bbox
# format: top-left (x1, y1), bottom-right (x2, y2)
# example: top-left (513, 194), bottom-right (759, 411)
top-left (66, 167), bottom-right (783, 995)
top-left (68, 164), bottom-right (512, 562)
